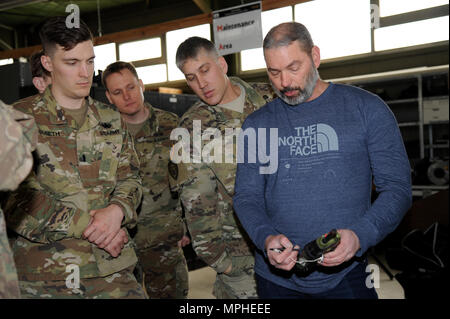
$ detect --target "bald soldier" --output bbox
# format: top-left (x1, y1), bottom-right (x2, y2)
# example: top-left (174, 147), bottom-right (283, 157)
top-left (0, 100), bottom-right (37, 299)
top-left (3, 17), bottom-right (145, 298)
top-left (170, 37), bottom-right (275, 298)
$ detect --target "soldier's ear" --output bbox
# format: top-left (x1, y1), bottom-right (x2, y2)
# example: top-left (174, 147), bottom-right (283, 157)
top-left (217, 56), bottom-right (228, 75)
top-left (41, 55), bottom-right (53, 73)
top-left (32, 77), bottom-right (47, 93)
top-left (105, 90), bottom-right (113, 104)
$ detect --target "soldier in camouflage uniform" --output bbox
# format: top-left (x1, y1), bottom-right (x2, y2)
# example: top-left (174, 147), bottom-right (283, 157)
top-left (3, 17), bottom-right (145, 299)
top-left (0, 100), bottom-right (37, 299)
top-left (30, 50), bottom-right (51, 94)
top-left (170, 37), bottom-right (275, 298)
top-left (102, 61), bottom-right (189, 299)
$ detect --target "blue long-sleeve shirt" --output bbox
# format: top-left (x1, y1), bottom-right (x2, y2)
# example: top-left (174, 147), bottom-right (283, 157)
top-left (233, 83), bottom-right (412, 294)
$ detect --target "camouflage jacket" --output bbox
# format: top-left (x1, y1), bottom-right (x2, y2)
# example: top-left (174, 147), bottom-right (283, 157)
top-left (3, 87), bottom-right (142, 281)
top-left (169, 77), bottom-right (275, 273)
top-left (132, 103), bottom-right (184, 247)
top-left (0, 100), bottom-right (37, 298)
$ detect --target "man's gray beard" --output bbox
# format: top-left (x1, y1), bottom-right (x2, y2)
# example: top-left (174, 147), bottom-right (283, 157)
top-left (271, 64), bottom-right (320, 106)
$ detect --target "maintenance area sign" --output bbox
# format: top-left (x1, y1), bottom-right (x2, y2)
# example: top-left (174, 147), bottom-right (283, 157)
top-left (212, 1), bottom-right (262, 56)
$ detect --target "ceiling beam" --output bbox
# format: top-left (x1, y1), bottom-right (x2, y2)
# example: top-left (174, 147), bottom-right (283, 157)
top-left (0, 38), bottom-right (13, 50)
top-left (0, 23), bottom-right (14, 31)
top-left (380, 4), bottom-right (449, 28)
top-left (0, 0), bottom-right (358, 59)
top-left (0, 12), bottom-right (212, 59)
top-left (0, 43), bottom-right (41, 59)
top-left (0, 0), bottom-right (48, 11)
top-left (95, 12), bottom-right (211, 46)
top-left (192, 0), bottom-right (211, 14)
top-left (262, 0), bottom-right (311, 11)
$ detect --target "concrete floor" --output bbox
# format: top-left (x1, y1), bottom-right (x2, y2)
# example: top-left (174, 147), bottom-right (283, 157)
top-left (187, 254), bottom-right (404, 299)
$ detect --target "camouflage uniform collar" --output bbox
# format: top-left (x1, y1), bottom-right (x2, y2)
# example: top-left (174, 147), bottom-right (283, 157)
top-left (192, 77), bottom-right (267, 121)
top-left (229, 76), bottom-right (267, 111)
top-left (41, 86), bottom-right (66, 124)
top-left (144, 101), bottom-right (155, 121)
top-left (134, 102), bottom-right (159, 138)
top-left (41, 86), bottom-right (99, 130)
top-left (229, 76), bottom-right (250, 90)
top-left (78, 97), bottom-right (100, 132)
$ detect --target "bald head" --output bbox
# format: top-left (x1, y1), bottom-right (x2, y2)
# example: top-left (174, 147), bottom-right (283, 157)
top-left (263, 22), bottom-right (314, 55)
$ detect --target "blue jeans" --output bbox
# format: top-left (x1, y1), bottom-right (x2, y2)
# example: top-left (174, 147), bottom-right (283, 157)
top-left (256, 261), bottom-right (379, 299)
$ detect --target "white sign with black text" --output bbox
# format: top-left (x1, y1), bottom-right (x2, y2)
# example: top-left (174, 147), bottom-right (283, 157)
top-left (212, 1), bottom-right (262, 56)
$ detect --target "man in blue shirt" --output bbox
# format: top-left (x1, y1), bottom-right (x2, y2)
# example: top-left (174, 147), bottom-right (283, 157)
top-left (233, 22), bottom-right (412, 299)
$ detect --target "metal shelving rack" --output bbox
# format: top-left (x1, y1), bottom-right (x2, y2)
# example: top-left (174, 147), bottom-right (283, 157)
top-left (329, 65), bottom-right (449, 160)
top-left (329, 65), bottom-right (449, 197)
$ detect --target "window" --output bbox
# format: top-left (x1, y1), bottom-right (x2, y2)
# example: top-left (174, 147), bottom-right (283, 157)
top-left (93, 43), bottom-right (116, 75)
top-left (136, 64), bottom-right (167, 84)
top-left (166, 24), bottom-right (211, 81)
top-left (240, 6), bottom-right (293, 71)
top-left (379, 0), bottom-right (448, 17)
top-left (118, 37), bottom-right (162, 62)
top-left (0, 58), bottom-right (13, 66)
top-left (375, 16), bottom-right (449, 51)
top-left (295, 0), bottom-right (371, 60)
top-left (375, 0), bottom-right (449, 51)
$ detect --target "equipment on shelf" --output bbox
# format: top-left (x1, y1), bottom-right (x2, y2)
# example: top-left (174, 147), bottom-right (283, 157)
top-left (427, 160), bottom-right (449, 186)
top-left (411, 158), bottom-right (449, 186)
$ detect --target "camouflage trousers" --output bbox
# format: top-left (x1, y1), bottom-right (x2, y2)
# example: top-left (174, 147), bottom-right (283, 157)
top-left (136, 245), bottom-right (189, 299)
top-left (213, 256), bottom-right (258, 299)
top-left (132, 203), bottom-right (189, 299)
top-left (0, 213), bottom-right (21, 299)
top-left (18, 266), bottom-right (146, 299)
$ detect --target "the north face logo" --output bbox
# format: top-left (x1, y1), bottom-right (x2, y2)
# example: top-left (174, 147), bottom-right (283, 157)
top-left (278, 123), bottom-right (339, 156)
top-left (316, 123), bottom-right (339, 152)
